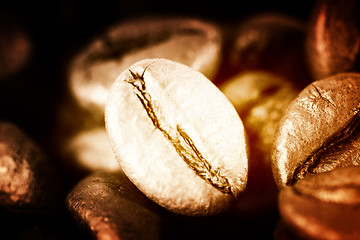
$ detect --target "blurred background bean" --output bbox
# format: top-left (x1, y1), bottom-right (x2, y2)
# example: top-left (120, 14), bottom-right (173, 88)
top-left (220, 71), bottom-right (299, 215)
top-left (306, 0), bottom-right (360, 80)
top-left (278, 167), bottom-right (360, 240)
top-left (0, 122), bottom-right (63, 214)
top-left (67, 171), bottom-right (163, 240)
top-left (51, 16), bottom-right (223, 176)
top-left (213, 13), bottom-right (313, 88)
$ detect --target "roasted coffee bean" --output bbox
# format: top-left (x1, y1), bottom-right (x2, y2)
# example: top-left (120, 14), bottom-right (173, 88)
top-left (220, 71), bottom-right (298, 213)
top-left (53, 17), bottom-right (222, 173)
top-left (50, 91), bottom-right (118, 174)
top-left (272, 72), bottom-right (360, 188)
top-left (220, 71), bottom-right (298, 155)
top-left (67, 171), bottom-right (163, 240)
top-left (61, 127), bottom-right (120, 173)
top-left (69, 17), bottom-right (222, 117)
top-left (306, 0), bottom-right (360, 80)
top-left (105, 58), bottom-right (248, 216)
top-left (0, 122), bottom-right (62, 214)
top-left (278, 166), bottom-right (360, 240)
top-left (217, 13), bottom-right (311, 87)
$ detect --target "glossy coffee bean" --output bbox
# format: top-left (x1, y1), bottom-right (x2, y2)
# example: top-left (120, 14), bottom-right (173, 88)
top-left (218, 13), bottom-right (311, 87)
top-left (306, 0), bottom-right (360, 80)
top-left (69, 17), bottom-right (222, 118)
top-left (53, 17), bottom-right (223, 173)
top-left (278, 166), bottom-right (360, 240)
top-left (105, 58), bottom-right (248, 216)
top-left (67, 171), bottom-right (163, 240)
top-left (272, 72), bottom-right (360, 188)
top-left (220, 71), bottom-right (298, 213)
top-left (0, 122), bottom-right (61, 214)
top-left (61, 127), bottom-right (121, 173)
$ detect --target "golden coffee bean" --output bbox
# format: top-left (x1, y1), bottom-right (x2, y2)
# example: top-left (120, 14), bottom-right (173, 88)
top-left (105, 58), bottom-right (248, 216)
top-left (272, 73), bottom-right (360, 189)
top-left (63, 128), bottom-right (121, 172)
top-left (220, 71), bottom-right (298, 213)
top-left (53, 17), bottom-right (223, 173)
top-left (69, 17), bottom-right (222, 118)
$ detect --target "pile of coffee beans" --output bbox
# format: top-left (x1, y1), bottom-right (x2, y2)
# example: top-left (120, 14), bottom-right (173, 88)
top-left (0, 0), bottom-right (359, 239)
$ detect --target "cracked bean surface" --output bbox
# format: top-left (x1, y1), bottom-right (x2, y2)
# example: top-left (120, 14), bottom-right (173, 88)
top-left (105, 58), bottom-right (248, 216)
top-left (272, 72), bottom-right (360, 189)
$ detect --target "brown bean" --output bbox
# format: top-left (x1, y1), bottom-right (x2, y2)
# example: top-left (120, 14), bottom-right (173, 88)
top-left (66, 171), bottom-right (163, 240)
top-left (105, 58), bottom-right (248, 216)
top-left (218, 13), bottom-right (311, 87)
top-left (0, 16), bottom-right (31, 79)
top-left (306, 0), bottom-right (360, 80)
top-left (220, 71), bottom-right (298, 213)
top-left (53, 17), bottom-right (223, 173)
top-left (0, 122), bottom-right (62, 214)
top-left (69, 17), bottom-right (222, 117)
top-left (272, 72), bottom-right (360, 188)
top-left (62, 128), bottom-right (120, 173)
top-left (278, 166), bottom-right (360, 240)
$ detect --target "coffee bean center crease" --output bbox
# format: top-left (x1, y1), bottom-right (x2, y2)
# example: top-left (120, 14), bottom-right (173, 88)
top-left (125, 68), bottom-right (234, 196)
top-left (291, 108), bottom-right (360, 185)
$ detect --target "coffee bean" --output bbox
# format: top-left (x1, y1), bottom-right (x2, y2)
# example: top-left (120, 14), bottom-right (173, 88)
top-left (105, 58), bottom-right (248, 216)
top-left (278, 166), bottom-right (360, 240)
top-left (220, 71), bottom-right (298, 152)
top-left (62, 128), bottom-right (121, 173)
top-left (220, 71), bottom-right (298, 213)
top-left (0, 122), bottom-right (62, 214)
top-left (50, 91), bottom-right (115, 174)
top-left (67, 171), bottom-right (163, 240)
top-left (218, 13), bottom-right (311, 87)
top-left (69, 17), bottom-right (222, 118)
top-left (53, 17), bottom-right (223, 173)
top-left (272, 72), bottom-right (360, 188)
top-left (306, 0), bottom-right (360, 80)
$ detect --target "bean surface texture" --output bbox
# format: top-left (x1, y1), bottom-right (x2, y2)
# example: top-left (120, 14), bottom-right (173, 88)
top-left (105, 58), bottom-right (248, 216)
top-left (272, 73), bottom-right (360, 188)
